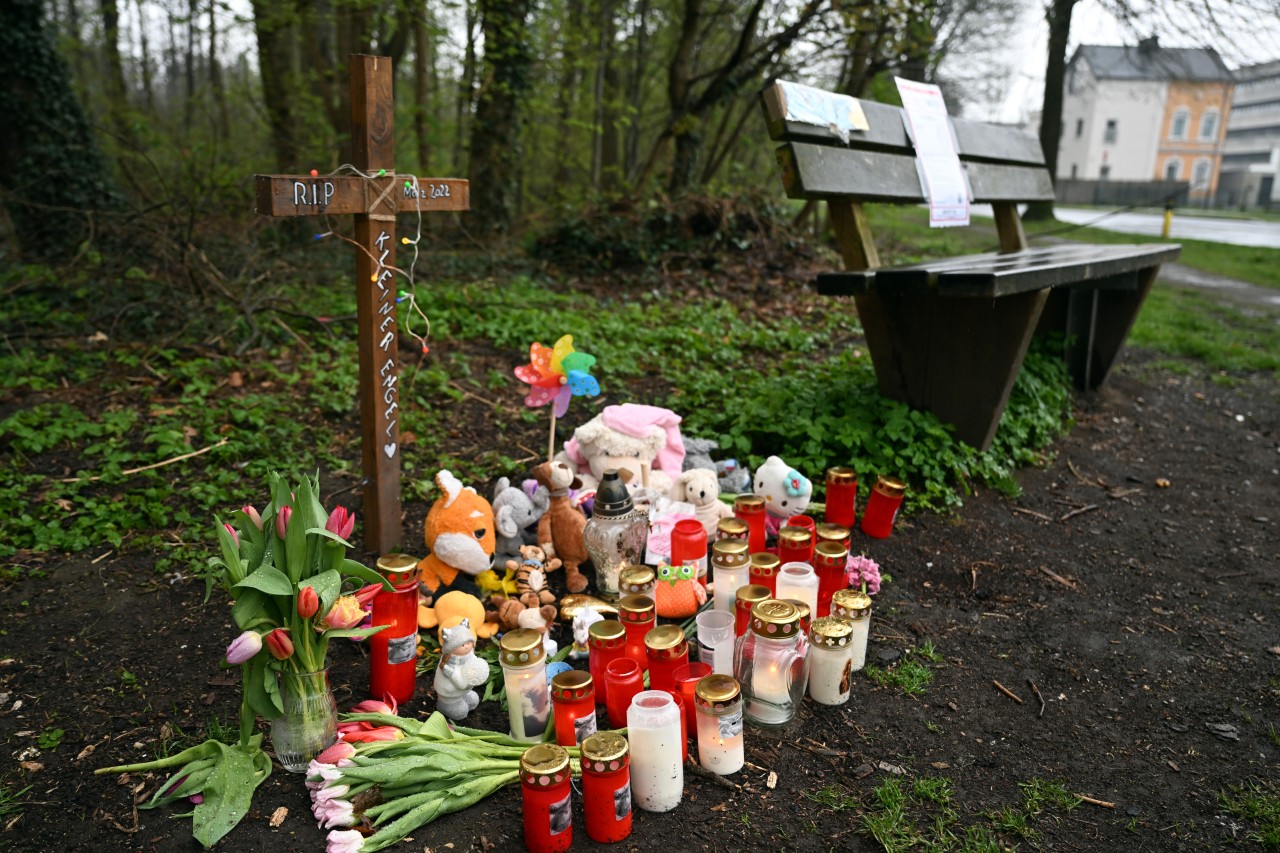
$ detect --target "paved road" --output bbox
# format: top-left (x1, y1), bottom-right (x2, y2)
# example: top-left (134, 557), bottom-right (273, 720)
top-left (1053, 206), bottom-right (1280, 249)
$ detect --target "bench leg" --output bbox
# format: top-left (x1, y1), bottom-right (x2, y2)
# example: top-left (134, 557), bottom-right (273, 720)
top-left (1039, 265), bottom-right (1157, 390)
top-left (854, 289), bottom-right (1049, 452)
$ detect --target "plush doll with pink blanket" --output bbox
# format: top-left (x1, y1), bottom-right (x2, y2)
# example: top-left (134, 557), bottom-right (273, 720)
top-left (560, 404), bottom-right (686, 495)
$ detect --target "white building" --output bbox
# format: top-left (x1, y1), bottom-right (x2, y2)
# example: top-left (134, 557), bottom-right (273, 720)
top-left (1218, 60), bottom-right (1280, 209)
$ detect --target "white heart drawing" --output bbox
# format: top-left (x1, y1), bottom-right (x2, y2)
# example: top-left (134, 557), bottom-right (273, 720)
top-left (383, 443), bottom-right (397, 458)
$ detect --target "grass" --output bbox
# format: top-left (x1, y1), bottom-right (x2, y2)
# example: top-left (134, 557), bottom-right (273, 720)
top-left (1220, 780), bottom-right (1280, 849)
top-left (0, 783), bottom-right (31, 830)
top-left (865, 643), bottom-right (941, 696)
top-left (1129, 287), bottom-right (1280, 379)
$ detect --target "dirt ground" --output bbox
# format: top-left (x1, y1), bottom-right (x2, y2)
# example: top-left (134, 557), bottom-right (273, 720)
top-left (2, 306), bottom-right (1278, 851)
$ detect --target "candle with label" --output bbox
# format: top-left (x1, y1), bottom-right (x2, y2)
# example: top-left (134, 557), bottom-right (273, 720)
top-left (580, 732), bottom-right (632, 843)
top-left (500, 629), bottom-right (551, 743)
top-left (368, 554), bottom-right (419, 705)
top-left (808, 616), bottom-right (854, 705)
top-left (694, 674), bottom-right (744, 775)
top-left (550, 670), bottom-right (597, 746)
top-left (711, 538), bottom-right (750, 612)
top-left (832, 588), bottom-right (873, 671)
top-left (587, 620), bottom-right (627, 707)
top-left (824, 467), bottom-right (858, 528)
top-left (519, 744), bottom-right (574, 853)
top-left (627, 691), bottom-right (684, 812)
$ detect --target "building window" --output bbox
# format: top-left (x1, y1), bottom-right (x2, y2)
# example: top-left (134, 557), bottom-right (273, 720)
top-left (1192, 158), bottom-right (1211, 189)
top-left (1199, 109), bottom-right (1219, 140)
top-left (1100, 165), bottom-right (1111, 180)
top-left (1075, 118), bottom-right (1084, 138)
top-left (1165, 158), bottom-right (1181, 181)
top-left (1104, 119), bottom-right (1117, 144)
top-left (1170, 109), bottom-right (1190, 140)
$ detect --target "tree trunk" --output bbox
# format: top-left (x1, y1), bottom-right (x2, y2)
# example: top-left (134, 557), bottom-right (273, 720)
top-left (413, 7), bottom-right (433, 171)
top-left (552, 0), bottom-right (584, 192)
top-left (208, 0), bottom-right (231, 142)
top-left (454, 0), bottom-right (479, 174)
top-left (1025, 0), bottom-right (1075, 221)
top-left (135, 0), bottom-right (154, 111)
top-left (599, 4), bottom-right (622, 196)
top-left (251, 0), bottom-right (300, 170)
top-left (97, 0), bottom-right (134, 143)
top-left (469, 0), bottom-right (533, 235)
top-left (664, 0), bottom-right (702, 195)
top-left (623, 0), bottom-right (650, 182)
top-left (184, 0), bottom-right (197, 128)
top-left (0, 0), bottom-right (124, 261)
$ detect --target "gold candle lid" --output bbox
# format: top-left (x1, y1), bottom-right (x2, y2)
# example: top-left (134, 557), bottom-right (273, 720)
top-left (734, 495), bottom-right (765, 512)
top-left (874, 476), bottom-right (907, 498)
top-left (735, 583), bottom-right (771, 607)
top-left (694, 673), bottom-right (741, 712)
top-left (810, 616), bottom-right (854, 649)
top-left (783, 599), bottom-right (811, 626)
top-left (778, 526), bottom-right (813, 547)
top-left (499, 628), bottom-right (546, 667)
top-left (550, 669), bottom-right (593, 701)
top-left (622, 560), bottom-right (660, 589)
top-left (826, 466), bottom-right (857, 485)
top-left (376, 553), bottom-right (418, 583)
top-left (712, 538), bottom-right (749, 567)
top-left (831, 588), bottom-right (873, 619)
top-left (588, 619), bottom-right (625, 642)
top-left (643, 624), bottom-right (687, 655)
top-left (749, 552), bottom-right (781, 577)
top-left (814, 540), bottom-right (849, 567)
top-left (750, 599), bottom-right (801, 639)
top-left (581, 731), bottom-right (630, 770)
top-left (519, 743), bottom-right (571, 782)
top-left (716, 517), bottom-right (749, 539)
top-left (816, 523), bottom-right (850, 544)
top-left (618, 593), bottom-right (655, 623)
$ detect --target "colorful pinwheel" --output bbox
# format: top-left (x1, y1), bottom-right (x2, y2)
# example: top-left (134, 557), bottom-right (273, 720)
top-left (513, 335), bottom-right (600, 418)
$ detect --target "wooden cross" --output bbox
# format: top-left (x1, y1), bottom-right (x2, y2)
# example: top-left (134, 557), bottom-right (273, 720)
top-left (253, 54), bottom-right (469, 554)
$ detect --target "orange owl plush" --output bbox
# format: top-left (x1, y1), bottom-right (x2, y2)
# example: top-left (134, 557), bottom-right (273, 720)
top-left (653, 561), bottom-right (707, 618)
top-left (417, 470), bottom-right (496, 617)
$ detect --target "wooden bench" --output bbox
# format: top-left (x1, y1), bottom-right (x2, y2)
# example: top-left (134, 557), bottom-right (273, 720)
top-left (760, 81), bottom-right (1180, 451)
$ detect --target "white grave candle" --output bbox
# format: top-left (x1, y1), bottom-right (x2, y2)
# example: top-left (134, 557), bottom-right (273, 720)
top-left (627, 691), bottom-right (683, 812)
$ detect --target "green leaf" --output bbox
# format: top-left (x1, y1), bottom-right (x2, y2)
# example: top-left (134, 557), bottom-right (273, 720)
top-left (304, 526), bottom-right (352, 548)
top-left (191, 741), bottom-right (272, 848)
top-left (233, 565), bottom-right (292, 596)
top-left (229, 588), bottom-right (266, 630)
top-left (322, 625), bottom-right (387, 641)
top-left (339, 558), bottom-right (392, 590)
top-left (214, 517), bottom-right (245, 587)
top-left (244, 657), bottom-right (282, 721)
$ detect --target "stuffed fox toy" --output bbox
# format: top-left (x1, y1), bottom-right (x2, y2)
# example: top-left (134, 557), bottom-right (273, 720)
top-left (417, 469), bottom-right (496, 604)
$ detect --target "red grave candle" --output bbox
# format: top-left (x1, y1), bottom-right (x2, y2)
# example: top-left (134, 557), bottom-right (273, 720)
top-left (716, 516), bottom-right (749, 543)
top-left (520, 744), bottom-right (574, 853)
top-left (824, 467), bottom-right (858, 528)
top-left (603, 657), bottom-right (644, 730)
top-left (815, 522), bottom-right (851, 553)
top-left (672, 661), bottom-right (710, 735)
top-left (588, 620), bottom-right (627, 707)
top-left (749, 552), bottom-right (780, 597)
top-left (777, 525), bottom-right (814, 565)
top-left (734, 584), bottom-right (771, 637)
top-left (617, 594), bottom-right (656, 669)
top-left (668, 518), bottom-right (709, 585)
top-left (368, 555), bottom-right (419, 705)
top-left (581, 732), bottom-right (633, 843)
top-left (812, 541), bottom-right (849, 618)
top-left (551, 670), bottom-right (597, 747)
top-left (733, 495), bottom-right (767, 554)
top-left (861, 476), bottom-right (907, 539)
top-left (643, 625), bottom-right (689, 693)
top-left (665, 690), bottom-right (689, 763)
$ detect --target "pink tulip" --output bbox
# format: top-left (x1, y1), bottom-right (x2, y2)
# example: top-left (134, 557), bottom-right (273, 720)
top-left (225, 631), bottom-right (262, 665)
top-left (276, 505), bottom-right (292, 539)
top-left (349, 697), bottom-right (397, 716)
top-left (312, 794), bottom-right (354, 828)
top-left (242, 505), bottom-right (262, 530)
top-left (338, 726), bottom-right (404, 743)
top-left (325, 506), bottom-right (355, 540)
top-left (264, 628), bottom-right (294, 660)
top-left (353, 583), bottom-right (382, 608)
top-left (322, 596), bottom-right (365, 630)
top-left (316, 741), bottom-right (356, 766)
top-left (326, 829), bottom-right (364, 853)
top-left (223, 522), bottom-right (239, 547)
top-left (297, 586), bottom-right (320, 620)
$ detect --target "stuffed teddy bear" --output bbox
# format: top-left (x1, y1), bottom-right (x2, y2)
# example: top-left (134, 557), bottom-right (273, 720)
top-left (670, 468), bottom-right (734, 537)
top-left (530, 460), bottom-right (590, 593)
top-left (491, 477), bottom-right (549, 565)
top-left (653, 562), bottom-right (707, 619)
top-left (418, 589), bottom-right (500, 639)
top-left (560, 404), bottom-right (686, 495)
top-left (753, 455), bottom-right (813, 537)
top-left (433, 618), bottom-right (490, 721)
top-left (417, 470), bottom-right (496, 601)
top-left (489, 596), bottom-right (559, 657)
top-left (508, 544), bottom-right (560, 609)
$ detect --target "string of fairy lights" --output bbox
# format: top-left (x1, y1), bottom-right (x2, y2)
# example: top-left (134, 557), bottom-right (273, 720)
top-left (309, 164), bottom-right (434, 355)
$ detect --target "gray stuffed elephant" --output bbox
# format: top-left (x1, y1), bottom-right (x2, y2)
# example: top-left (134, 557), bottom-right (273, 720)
top-left (492, 477), bottom-right (549, 565)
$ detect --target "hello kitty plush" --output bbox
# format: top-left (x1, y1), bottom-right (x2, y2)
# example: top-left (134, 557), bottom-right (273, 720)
top-left (433, 618), bottom-right (490, 720)
top-left (753, 455), bottom-right (813, 537)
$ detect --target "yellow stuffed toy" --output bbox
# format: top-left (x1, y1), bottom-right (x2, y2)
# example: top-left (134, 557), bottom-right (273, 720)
top-left (418, 590), bottom-right (499, 640)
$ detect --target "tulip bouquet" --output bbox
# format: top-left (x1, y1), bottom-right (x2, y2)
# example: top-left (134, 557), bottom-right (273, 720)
top-left (97, 472), bottom-right (390, 848)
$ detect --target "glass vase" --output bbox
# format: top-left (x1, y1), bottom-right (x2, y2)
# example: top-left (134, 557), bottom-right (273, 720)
top-left (270, 669), bottom-right (338, 773)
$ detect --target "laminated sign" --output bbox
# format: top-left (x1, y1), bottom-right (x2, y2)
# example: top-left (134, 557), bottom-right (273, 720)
top-left (894, 77), bottom-right (970, 227)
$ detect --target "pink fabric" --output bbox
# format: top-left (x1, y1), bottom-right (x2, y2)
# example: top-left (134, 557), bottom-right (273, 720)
top-left (563, 404), bottom-right (685, 474)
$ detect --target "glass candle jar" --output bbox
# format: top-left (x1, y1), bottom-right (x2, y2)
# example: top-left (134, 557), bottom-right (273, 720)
top-left (369, 554), bottom-right (420, 706)
top-left (832, 588), bottom-right (873, 671)
top-left (777, 525), bottom-right (814, 565)
top-left (812, 541), bottom-right (849, 618)
top-left (776, 563), bottom-right (819, 615)
top-left (696, 609), bottom-right (735, 675)
top-left (617, 594), bottom-right (656, 668)
top-left (618, 565), bottom-right (656, 604)
top-left (783, 599), bottom-right (812, 636)
top-left (583, 470), bottom-right (650, 600)
top-left (716, 517), bottom-right (748, 542)
top-left (734, 584), bottom-right (771, 637)
top-left (733, 495), bottom-right (767, 554)
top-left (808, 616), bottom-right (854, 706)
top-left (643, 624), bottom-right (689, 693)
top-left (668, 518), bottom-right (709, 585)
top-left (672, 661), bottom-right (710, 735)
top-left (861, 476), bottom-right (907, 539)
top-left (815, 522), bottom-right (851, 552)
top-left (824, 467), bottom-right (858, 528)
top-left (551, 670), bottom-right (597, 746)
top-left (604, 658), bottom-right (644, 729)
top-left (694, 674), bottom-right (744, 775)
top-left (501, 628), bottom-right (551, 743)
top-left (588, 620), bottom-right (627, 708)
top-left (520, 743), bottom-right (573, 853)
top-left (736, 600), bottom-right (808, 727)
top-left (627, 691), bottom-right (684, 813)
top-left (580, 732), bottom-right (632, 843)
top-left (749, 552), bottom-right (780, 596)
top-left (712, 538), bottom-right (750, 613)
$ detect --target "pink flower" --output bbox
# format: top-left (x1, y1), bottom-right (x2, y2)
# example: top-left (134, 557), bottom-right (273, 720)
top-left (316, 741), bottom-right (357, 765)
top-left (338, 726), bottom-right (404, 743)
top-left (349, 697), bottom-right (397, 716)
top-left (326, 829), bottom-right (364, 853)
top-left (297, 586), bottom-right (320, 619)
top-left (225, 631), bottom-right (262, 665)
top-left (846, 554), bottom-right (882, 595)
top-left (188, 793), bottom-right (204, 804)
top-left (276, 505), bottom-right (292, 539)
top-left (242, 505), bottom-right (262, 530)
top-left (325, 506), bottom-right (355, 540)
top-left (264, 627), bottom-right (294, 660)
top-left (312, 783), bottom-right (351, 806)
top-left (322, 596), bottom-right (365, 630)
top-left (312, 791), bottom-right (355, 828)
top-left (223, 522), bottom-right (239, 547)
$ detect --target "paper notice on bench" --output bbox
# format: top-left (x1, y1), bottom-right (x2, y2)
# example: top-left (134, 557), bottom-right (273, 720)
top-left (894, 77), bottom-right (969, 228)
top-left (776, 81), bottom-right (869, 143)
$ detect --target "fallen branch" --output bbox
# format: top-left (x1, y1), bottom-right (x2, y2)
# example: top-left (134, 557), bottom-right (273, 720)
top-left (1026, 678), bottom-right (1045, 718)
top-left (1076, 794), bottom-right (1116, 808)
top-left (684, 759), bottom-right (738, 791)
top-left (1011, 507), bottom-right (1053, 522)
top-left (992, 679), bottom-right (1023, 705)
top-left (1039, 566), bottom-right (1078, 590)
top-left (58, 438), bottom-right (229, 483)
top-left (1059, 504), bottom-right (1099, 522)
